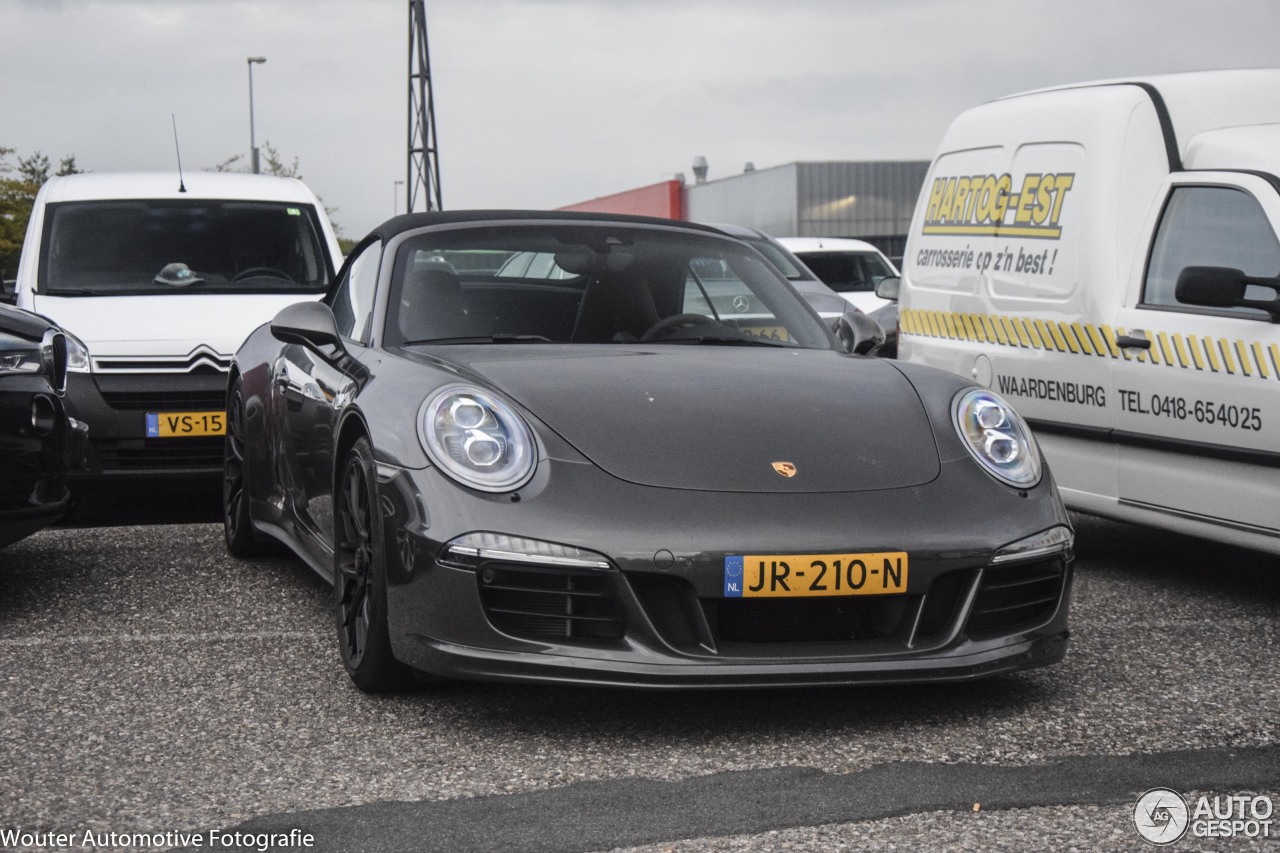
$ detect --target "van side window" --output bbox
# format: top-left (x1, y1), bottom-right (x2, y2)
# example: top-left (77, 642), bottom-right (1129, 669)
top-left (331, 241), bottom-right (381, 342)
top-left (1143, 186), bottom-right (1280, 319)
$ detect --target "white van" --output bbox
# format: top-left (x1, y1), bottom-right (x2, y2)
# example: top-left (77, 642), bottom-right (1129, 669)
top-left (13, 171), bottom-right (343, 481)
top-left (899, 69), bottom-right (1280, 555)
top-left (775, 237), bottom-right (900, 315)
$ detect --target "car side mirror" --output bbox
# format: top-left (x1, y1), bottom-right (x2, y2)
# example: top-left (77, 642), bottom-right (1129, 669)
top-left (875, 276), bottom-right (901, 301)
top-left (0, 280), bottom-right (15, 305)
top-left (1176, 266), bottom-right (1280, 322)
top-left (836, 311), bottom-right (885, 356)
top-left (270, 301), bottom-right (346, 354)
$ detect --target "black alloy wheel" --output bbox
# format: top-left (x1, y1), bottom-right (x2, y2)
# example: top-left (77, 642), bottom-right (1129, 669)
top-left (334, 436), bottom-right (414, 692)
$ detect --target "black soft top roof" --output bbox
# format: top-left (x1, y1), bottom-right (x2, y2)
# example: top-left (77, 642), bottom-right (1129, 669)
top-left (369, 210), bottom-right (728, 242)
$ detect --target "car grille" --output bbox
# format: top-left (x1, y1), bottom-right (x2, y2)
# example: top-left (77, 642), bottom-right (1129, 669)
top-left (93, 437), bottom-right (226, 471)
top-left (712, 596), bottom-right (913, 643)
top-left (91, 347), bottom-right (232, 375)
top-left (631, 568), bottom-right (994, 651)
top-left (477, 564), bottom-right (625, 642)
top-left (966, 557), bottom-right (1066, 638)
top-left (99, 389), bottom-right (227, 411)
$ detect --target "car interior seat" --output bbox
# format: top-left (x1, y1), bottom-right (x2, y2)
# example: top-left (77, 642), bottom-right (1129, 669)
top-left (398, 267), bottom-right (476, 342)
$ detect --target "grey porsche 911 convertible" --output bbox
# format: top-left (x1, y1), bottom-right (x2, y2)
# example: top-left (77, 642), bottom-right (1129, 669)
top-left (224, 211), bottom-right (1073, 692)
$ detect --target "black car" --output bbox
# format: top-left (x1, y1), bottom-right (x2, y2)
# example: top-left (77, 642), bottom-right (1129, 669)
top-left (1, 303), bottom-right (87, 547)
top-left (225, 211), bottom-right (1073, 691)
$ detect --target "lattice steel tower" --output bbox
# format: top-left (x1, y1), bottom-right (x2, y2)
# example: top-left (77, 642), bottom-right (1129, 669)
top-left (407, 0), bottom-right (442, 212)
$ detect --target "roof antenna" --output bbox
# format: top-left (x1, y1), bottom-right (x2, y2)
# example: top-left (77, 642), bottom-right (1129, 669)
top-left (171, 114), bottom-right (187, 193)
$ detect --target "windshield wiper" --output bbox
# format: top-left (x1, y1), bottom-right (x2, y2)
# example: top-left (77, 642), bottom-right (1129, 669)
top-left (662, 334), bottom-right (787, 347)
top-left (402, 334), bottom-right (554, 345)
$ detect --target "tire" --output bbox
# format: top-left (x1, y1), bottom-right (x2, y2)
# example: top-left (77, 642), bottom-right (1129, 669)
top-left (223, 377), bottom-right (277, 558)
top-left (334, 436), bottom-right (415, 692)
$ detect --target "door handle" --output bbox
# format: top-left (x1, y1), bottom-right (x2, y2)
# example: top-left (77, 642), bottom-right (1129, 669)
top-left (1116, 332), bottom-right (1152, 350)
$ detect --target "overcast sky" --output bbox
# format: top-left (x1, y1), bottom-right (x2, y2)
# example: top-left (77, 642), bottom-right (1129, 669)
top-left (3, 0), bottom-right (1278, 238)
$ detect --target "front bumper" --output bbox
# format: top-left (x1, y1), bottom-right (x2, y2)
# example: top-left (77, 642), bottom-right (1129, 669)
top-left (64, 371), bottom-right (227, 480)
top-left (372, 457), bottom-right (1074, 689)
top-left (0, 380), bottom-right (86, 547)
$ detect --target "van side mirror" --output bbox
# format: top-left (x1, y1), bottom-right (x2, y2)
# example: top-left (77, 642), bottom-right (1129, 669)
top-left (0, 280), bottom-right (15, 305)
top-left (874, 276), bottom-right (901, 301)
top-left (270, 301), bottom-right (346, 354)
top-left (836, 311), bottom-right (886, 355)
top-left (1176, 266), bottom-right (1280, 322)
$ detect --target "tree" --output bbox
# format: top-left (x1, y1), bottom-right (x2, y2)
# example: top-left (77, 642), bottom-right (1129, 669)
top-left (209, 141), bottom-right (300, 179)
top-left (208, 142), bottom-right (345, 240)
top-left (0, 147), bottom-right (80, 281)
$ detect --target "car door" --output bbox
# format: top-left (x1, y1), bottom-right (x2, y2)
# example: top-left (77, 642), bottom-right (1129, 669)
top-left (276, 239), bottom-right (382, 548)
top-left (1110, 174), bottom-right (1280, 534)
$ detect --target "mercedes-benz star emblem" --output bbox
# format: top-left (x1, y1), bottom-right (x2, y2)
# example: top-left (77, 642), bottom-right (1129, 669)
top-left (732, 295), bottom-right (751, 312)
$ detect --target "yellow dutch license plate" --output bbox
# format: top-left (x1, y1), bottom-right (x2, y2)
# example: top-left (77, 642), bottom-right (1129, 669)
top-left (739, 326), bottom-right (792, 343)
top-left (145, 411), bottom-right (226, 438)
top-left (723, 552), bottom-right (907, 598)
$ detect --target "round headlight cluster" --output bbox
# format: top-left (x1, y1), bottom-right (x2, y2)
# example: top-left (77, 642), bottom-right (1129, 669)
top-left (952, 388), bottom-right (1042, 487)
top-left (418, 383), bottom-right (536, 492)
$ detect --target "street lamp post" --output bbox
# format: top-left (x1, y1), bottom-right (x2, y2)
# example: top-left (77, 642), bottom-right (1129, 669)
top-left (393, 180), bottom-right (404, 215)
top-left (247, 56), bottom-right (267, 174)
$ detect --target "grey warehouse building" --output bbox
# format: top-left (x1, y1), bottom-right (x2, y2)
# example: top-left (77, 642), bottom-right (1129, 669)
top-left (563, 159), bottom-right (929, 262)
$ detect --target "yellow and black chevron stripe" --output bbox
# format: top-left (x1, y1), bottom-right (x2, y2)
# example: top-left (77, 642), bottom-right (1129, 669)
top-left (899, 308), bottom-right (1280, 379)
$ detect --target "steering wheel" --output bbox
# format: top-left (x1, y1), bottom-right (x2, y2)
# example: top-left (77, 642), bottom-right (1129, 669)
top-left (233, 266), bottom-right (294, 283)
top-left (640, 313), bottom-right (722, 342)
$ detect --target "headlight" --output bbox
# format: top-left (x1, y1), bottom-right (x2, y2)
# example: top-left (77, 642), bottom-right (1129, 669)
top-left (952, 388), bottom-right (1042, 487)
top-left (65, 332), bottom-right (91, 373)
top-left (418, 383), bottom-right (537, 492)
top-left (0, 346), bottom-right (41, 376)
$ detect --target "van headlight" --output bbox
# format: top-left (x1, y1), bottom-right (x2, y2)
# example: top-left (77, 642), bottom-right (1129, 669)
top-left (418, 383), bottom-right (537, 492)
top-left (65, 332), bottom-right (92, 373)
top-left (952, 388), bottom-right (1042, 487)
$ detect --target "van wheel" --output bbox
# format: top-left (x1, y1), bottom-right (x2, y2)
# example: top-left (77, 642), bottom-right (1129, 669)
top-left (334, 437), bottom-right (415, 692)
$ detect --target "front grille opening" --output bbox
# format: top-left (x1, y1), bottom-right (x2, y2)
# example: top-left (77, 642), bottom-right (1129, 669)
top-left (967, 557), bottom-right (1066, 639)
top-left (629, 574), bottom-right (700, 647)
top-left (913, 569), bottom-right (973, 641)
top-left (709, 595), bottom-right (914, 644)
top-left (99, 390), bottom-right (227, 411)
top-left (93, 437), bottom-right (226, 470)
top-left (478, 564), bottom-right (624, 643)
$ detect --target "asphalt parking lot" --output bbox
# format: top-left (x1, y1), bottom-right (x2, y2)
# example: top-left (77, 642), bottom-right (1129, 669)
top-left (0, 501), bottom-right (1277, 852)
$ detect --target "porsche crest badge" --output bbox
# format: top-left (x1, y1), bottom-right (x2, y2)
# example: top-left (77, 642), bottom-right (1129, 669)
top-left (772, 461), bottom-right (797, 478)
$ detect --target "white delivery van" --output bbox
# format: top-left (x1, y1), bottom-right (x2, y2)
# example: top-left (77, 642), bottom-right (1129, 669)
top-left (899, 69), bottom-right (1280, 555)
top-left (775, 237), bottom-right (901, 315)
top-left (13, 172), bottom-right (343, 481)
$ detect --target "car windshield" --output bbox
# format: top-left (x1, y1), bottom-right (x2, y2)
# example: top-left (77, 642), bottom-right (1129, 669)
top-left (741, 237), bottom-right (810, 281)
top-left (385, 224), bottom-right (834, 349)
top-left (40, 200), bottom-right (331, 295)
top-left (798, 251), bottom-right (896, 294)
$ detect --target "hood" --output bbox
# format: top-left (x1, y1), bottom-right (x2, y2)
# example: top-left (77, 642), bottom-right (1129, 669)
top-left (452, 346), bottom-right (940, 493)
top-left (31, 292), bottom-right (317, 357)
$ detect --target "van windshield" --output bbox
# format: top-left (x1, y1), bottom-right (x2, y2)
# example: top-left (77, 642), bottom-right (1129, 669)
top-left (39, 200), bottom-right (331, 295)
